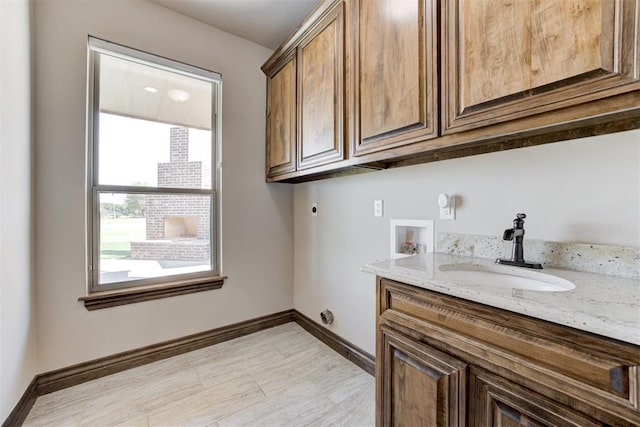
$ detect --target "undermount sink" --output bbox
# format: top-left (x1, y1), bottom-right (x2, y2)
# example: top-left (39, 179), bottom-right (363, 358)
top-left (438, 263), bottom-right (575, 292)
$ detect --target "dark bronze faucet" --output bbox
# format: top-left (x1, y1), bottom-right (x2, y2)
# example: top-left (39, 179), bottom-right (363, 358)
top-left (496, 213), bottom-right (542, 269)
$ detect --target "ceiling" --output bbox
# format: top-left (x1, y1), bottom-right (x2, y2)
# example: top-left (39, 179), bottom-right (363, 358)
top-left (150, 0), bottom-right (321, 50)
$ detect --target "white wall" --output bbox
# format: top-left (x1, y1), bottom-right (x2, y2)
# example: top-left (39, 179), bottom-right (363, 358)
top-left (0, 0), bottom-right (38, 420)
top-left (293, 130), bottom-right (640, 355)
top-left (34, 0), bottom-right (293, 372)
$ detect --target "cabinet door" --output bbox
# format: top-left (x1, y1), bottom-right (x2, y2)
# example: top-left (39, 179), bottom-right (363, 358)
top-left (469, 368), bottom-right (602, 427)
top-left (355, 0), bottom-right (438, 156)
top-left (297, 2), bottom-right (345, 170)
top-left (442, 0), bottom-right (640, 134)
top-left (377, 326), bottom-right (467, 427)
top-left (266, 57), bottom-right (297, 178)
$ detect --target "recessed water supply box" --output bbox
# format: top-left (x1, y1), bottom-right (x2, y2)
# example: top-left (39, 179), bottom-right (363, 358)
top-left (390, 219), bottom-right (434, 259)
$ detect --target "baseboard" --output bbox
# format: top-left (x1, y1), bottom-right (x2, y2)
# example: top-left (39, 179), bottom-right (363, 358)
top-left (293, 310), bottom-right (375, 376)
top-left (1, 377), bottom-right (38, 427)
top-left (3, 307), bottom-right (375, 425)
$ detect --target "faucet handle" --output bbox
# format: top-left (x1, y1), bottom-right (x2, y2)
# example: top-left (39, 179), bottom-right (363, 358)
top-left (503, 228), bottom-right (515, 241)
top-left (516, 213), bottom-right (526, 220)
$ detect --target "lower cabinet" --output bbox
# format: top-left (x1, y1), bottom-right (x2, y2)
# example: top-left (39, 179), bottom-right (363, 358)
top-left (376, 278), bottom-right (640, 427)
top-left (377, 326), bottom-right (466, 426)
top-left (377, 329), bottom-right (603, 427)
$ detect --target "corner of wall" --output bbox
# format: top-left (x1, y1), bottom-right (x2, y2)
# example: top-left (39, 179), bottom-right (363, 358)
top-left (0, 0), bottom-right (38, 420)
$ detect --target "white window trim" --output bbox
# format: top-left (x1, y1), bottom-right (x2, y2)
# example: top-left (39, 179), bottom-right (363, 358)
top-left (85, 36), bottom-right (223, 294)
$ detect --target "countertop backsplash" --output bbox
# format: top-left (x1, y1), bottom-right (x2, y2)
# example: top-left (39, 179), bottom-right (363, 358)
top-left (437, 233), bottom-right (639, 280)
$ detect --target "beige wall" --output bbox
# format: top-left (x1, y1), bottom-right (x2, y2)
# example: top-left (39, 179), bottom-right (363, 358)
top-left (293, 130), bottom-right (640, 355)
top-left (34, 0), bottom-right (293, 372)
top-left (0, 0), bottom-right (38, 419)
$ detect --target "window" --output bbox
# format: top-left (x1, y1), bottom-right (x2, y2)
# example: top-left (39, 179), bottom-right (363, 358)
top-left (85, 37), bottom-right (222, 300)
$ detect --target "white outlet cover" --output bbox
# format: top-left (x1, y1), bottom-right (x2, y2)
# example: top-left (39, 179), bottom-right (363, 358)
top-left (374, 200), bottom-right (383, 217)
top-left (439, 195), bottom-right (455, 220)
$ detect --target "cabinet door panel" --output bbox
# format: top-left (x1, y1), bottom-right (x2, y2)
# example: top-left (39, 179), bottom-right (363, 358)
top-left (443, 0), bottom-right (640, 134)
top-left (355, 0), bottom-right (438, 156)
top-left (298, 3), bottom-right (345, 170)
top-left (469, 368), bottom-right (602, 427)
top-left (377, 326), bottom-right (466, 426)
top-left (266, 57), bottom-right (296, 177)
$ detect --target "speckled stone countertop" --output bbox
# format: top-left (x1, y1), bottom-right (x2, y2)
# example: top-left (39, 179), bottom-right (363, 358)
top-left (362, 253), bottom-right (640, 346)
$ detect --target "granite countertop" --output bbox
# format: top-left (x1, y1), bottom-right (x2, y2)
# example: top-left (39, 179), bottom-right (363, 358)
top-left (362, 253), bottom-right (640, 346)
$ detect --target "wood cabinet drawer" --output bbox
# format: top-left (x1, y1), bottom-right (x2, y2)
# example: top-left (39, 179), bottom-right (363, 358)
top-left (377, 278), bottom-right (640, 425)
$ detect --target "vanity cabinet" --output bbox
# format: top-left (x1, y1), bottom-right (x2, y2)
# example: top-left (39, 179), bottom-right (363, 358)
top-left (353, 0), bottom-right (438, 156)
top-left (376, 278), bottom-right (640, 426)
top-left (263, 0), bottom-right (349, 179)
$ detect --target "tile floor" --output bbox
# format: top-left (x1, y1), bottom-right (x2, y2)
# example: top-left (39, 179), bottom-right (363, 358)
top-left (24, 323), bottom-right (375, 426)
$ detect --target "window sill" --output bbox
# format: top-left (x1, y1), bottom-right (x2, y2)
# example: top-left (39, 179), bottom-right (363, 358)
top-left (78, 276), bottom-right (226, 311)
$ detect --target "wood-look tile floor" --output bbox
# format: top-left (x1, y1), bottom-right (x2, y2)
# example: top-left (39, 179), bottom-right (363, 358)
top-left (24, 323), bottom-right (375, 426)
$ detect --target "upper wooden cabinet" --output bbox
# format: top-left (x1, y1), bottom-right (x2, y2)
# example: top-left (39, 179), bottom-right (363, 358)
top-left (442, 0), bottom-right (640, 133)
top-left (262, 0), bottom-right (640, 182)
top-left (297, 3), bottom-right (346, 170)
top-left (266, 56), bottom-right (297, 178)
top-left (263, 1), bottom-right (349, 180)
top-left (354, 0), bottom-right (438, 156)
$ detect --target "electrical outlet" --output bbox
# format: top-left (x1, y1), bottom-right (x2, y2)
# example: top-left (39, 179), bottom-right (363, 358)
top-left (374, 200), bottom-right (384, 217)
top-left (438, 193), bottom-right (456, 220)
top-left (440, 205), bottom-right (455, 220)
top-left (311, 202), bottom-right (318, 217)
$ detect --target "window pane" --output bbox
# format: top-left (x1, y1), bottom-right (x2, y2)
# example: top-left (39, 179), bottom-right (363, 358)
top-left (97, 53), bottom-right (212, 189)
top-left (98, 192), bottom-right (212, 285)
top-left (98, 115), bottom-right (212, 189)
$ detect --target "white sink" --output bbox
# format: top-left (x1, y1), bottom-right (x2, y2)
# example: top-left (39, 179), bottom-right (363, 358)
top-left (438, 263), bottom-right (575, 292)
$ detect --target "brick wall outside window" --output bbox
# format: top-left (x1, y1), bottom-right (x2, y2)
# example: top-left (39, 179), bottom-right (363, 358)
top-left (130, 127), bottom-right (211, 262)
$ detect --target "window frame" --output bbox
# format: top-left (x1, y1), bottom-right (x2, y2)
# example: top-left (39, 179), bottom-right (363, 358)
top-left (85, 36), bottom-right (223, 295)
